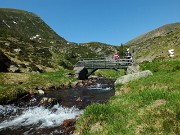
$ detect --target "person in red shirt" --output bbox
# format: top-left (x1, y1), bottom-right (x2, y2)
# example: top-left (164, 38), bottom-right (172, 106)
top-left (113, 53), bottom-right (119, 61)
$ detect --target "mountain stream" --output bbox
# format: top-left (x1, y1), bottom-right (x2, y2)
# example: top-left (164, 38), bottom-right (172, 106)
top-left (0, 78), bottom-right (115, 135)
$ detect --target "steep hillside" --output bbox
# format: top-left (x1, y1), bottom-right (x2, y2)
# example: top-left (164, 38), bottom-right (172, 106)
top-left (0, 8), bottom-right (118, 72)
top-left (0, 9), bottom-right (67, 44)
top-left (0, 8), bottom-right (70, 72)
top-left (125, 22), bottom-right (180, 62)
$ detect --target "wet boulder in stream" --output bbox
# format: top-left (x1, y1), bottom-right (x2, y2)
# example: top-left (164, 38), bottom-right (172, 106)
top-left (39, 97), bottom-right (58, 107)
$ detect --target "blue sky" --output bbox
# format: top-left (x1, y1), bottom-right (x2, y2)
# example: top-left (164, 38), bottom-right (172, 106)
top-left (1, 0), bottom-right (180, 45)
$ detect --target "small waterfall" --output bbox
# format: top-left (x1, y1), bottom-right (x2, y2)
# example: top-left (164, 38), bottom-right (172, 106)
top-left (0, 104), bottom-right (83, 130)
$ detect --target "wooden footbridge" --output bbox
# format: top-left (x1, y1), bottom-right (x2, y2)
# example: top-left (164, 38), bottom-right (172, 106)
top-left (74, 57), bottom-right (133, 80)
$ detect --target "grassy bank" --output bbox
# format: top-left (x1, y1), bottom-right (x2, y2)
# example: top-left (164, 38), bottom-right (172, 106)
top-left (0, 69), bottom-right (75, 104)
top-left (0, 67), bottom-right (124, 104)
top-left (75, 59), bottom-right (180, 134)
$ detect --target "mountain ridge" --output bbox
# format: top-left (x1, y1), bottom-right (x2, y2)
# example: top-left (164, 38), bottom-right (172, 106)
top-left (124, 22), bottom-right (180, 62)
top-left (125, 22), bottom-right (180, 45)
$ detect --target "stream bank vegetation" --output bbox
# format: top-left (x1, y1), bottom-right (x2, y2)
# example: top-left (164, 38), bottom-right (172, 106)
top-left (75, 59), bottom-right (180, 135)
top-left (0, 69), bottom-right (75, 104)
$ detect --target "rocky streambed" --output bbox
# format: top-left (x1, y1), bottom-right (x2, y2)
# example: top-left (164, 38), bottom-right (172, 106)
top-left (0, 77), bottom-right (115, 135)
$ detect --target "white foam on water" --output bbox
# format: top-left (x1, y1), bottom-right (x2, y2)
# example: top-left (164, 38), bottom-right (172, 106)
top-left (87, 83), bottom-right (112, 91)
top-left (0, 104), bottom-right (83, 130)
top-left (0, 105), bottom-right (18, 116)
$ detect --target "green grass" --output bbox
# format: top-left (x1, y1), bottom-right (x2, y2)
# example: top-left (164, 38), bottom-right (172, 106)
top-left (27, 70), bottom-right (75, 88)
top-left (75, 60), bottom-right (180, 135)
top-left (0, 69), bottom-right (75, 104)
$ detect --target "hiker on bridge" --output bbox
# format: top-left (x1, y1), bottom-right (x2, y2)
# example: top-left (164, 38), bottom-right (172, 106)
top-left (125, 48), bottom-right (132, 59)
top-left (113, 52), bottom-right (120, 61)
top-left (125, 48), bottom-right (133, 65)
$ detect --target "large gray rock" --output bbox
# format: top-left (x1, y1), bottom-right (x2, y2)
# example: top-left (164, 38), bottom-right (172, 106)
top-left (115, 70), bottom-right (153, 85)
top-left (8, 65), bottom-right (20, 73)
top-left (126, 65), bottom-right (140, 74)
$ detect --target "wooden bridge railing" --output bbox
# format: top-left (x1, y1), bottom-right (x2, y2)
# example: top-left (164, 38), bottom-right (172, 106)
top-left (74, 57), bottom-right (133, 80)
top-left (75, 57), bottom-right (133, 69)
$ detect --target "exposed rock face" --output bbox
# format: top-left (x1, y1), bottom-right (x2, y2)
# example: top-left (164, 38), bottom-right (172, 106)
top-left (8, 65), bottom-right (20, 73)
top-left (115, 70), bottom-right (153, 84)
top-left (0, 51), bottom-right (12, 72)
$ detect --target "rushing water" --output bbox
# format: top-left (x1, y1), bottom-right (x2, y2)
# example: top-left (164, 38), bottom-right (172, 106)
top-left (0, 78), bottom-right (115, 135)
top-left (0, 105), bottom-right (82, 129)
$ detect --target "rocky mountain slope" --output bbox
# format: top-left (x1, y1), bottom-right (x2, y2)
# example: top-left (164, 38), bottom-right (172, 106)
top-left (0, 8), bottom-right (117, 72)
top-left (0, 8), bottom-right (68, 72)
top-left (125, 22), bottom-right (180, 62)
